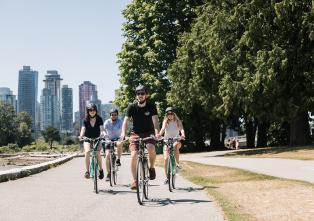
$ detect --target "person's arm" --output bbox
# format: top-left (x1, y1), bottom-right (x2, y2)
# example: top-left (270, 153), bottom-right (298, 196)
top-left (159, 120), bottom-right (166, 136)
top-left (100, 125), bottom-right (105, 138)
top-left (152, 115), bottom-right (160, 137)
top-left (120, 116), bottom-right (129, 139)
top-left (178, 120), bottom-right (185, 138)
top-left (79, 126), bottom-right (86, 139)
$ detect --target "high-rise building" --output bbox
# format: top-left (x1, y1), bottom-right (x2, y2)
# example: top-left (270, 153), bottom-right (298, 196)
top-left (61, 85), bottom-right (73, 133)
top-left (40, 70), bottom-right (62, 130)
top-left (18, 66), bottom-right (38, 131)
top-left (79, 81), bottom-right (97, 123)
top-left (0, 87), bottom-right (17, 111)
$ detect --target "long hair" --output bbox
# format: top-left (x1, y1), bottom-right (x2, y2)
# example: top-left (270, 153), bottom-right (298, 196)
top-left (85, 108), bottom-right (98, 121)
top-left (162, 112), bottom-right (180, 126)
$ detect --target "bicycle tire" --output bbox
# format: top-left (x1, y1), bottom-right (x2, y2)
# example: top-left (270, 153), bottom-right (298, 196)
top-left (109, 153), bottom-right (113, 187)
top-left (171, 155), bottom-right (176, 189)
top-left (136, 159), bottom-right (144, 205)
top-left (167, 157), bottom-right (173, 192)
top-left (113, 155), bottom-right (118, 185)
top-left (93, 157), bottom-right (98, 194)
top-left (143, 158), bottom-right (149, 199)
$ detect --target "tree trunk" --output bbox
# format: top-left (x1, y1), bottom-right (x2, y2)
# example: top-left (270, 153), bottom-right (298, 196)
top-left (210, 119), bottom-right (224, 150)
top-left (245, 118), bottom-right (256, 148)
top-left (289, 111), bottom-right (311, 146)
top-left (50, 141), bottom-right (53, 149)
top-left (221, 122), bottom-right (227, 146)
top-left (257, 121), bottom-right (268, 147)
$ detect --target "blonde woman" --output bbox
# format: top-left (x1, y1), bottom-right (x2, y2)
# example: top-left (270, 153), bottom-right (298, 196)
top-left (159, 107), bottom-right (185, 184)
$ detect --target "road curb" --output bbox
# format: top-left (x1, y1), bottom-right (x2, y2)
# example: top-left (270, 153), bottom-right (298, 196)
top-left (0, 153), bottom-right (77, 183)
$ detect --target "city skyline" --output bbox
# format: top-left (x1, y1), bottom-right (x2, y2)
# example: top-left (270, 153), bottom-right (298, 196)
top-left (0, 0), bottom-right (132, 112)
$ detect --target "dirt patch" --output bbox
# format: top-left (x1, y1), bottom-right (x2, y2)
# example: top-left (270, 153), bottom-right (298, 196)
top-left (0, 153), bottom-right (64, 171)
top-left (179, 161), bottom-right (314, 221)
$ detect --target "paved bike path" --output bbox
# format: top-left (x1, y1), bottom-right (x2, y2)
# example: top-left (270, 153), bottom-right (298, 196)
top-left (181, 152), bottom-right (314, 183)
top-left (0, 156), bottom-right (225, 221)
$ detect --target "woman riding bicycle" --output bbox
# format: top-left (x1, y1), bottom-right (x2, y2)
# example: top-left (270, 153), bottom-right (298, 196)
top-left (158, 107), bottom-right (185, 183)
top-left (79, 103), bottom-right (105, 180)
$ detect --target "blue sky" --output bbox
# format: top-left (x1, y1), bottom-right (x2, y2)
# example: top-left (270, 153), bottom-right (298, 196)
top-left (0, 0), bottom-right (131, 111)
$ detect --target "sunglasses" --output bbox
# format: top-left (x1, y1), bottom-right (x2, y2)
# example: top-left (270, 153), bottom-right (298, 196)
top-left (167, 112), bottom-right (174, 115)
top-left (136, 92), bottom-right (146, 96)
top-left (88, 109), bottom-right (96, 112)
top-left (110, 114), bottom-right (117, 117)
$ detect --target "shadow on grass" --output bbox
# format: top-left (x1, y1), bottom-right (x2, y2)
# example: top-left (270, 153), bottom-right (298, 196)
top-left (215, 145), bottom-right (314, 157)
top-left (175, 186), bottom-right (218, 192)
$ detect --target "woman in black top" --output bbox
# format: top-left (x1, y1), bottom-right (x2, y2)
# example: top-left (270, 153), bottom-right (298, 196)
top-left (79, 103), bottom-right (105, 179)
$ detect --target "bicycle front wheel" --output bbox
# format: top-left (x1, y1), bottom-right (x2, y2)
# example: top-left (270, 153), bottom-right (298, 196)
top-left (136, 159), bottom-right (145, 205)
top-left (170, 155), bottom-right (176, 189)
top-left (167, 157), bottom-right (173, 192)
top-left (93, 157), bottom-right (99, 194)
top-left (143, 158), bottom-right (149, 199)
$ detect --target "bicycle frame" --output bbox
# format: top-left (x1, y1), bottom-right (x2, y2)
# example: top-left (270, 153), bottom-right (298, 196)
top-left (132, 136), bottom-right (152, 205)
top-left (102, 138), bottom-right (119, 186)
top-left (163, 136), bottom-right (181, 192)
top-left (82, 137), bottom-right (102, 194)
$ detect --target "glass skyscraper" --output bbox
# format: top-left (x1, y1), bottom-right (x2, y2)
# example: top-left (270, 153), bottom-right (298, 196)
top-left (0, 87), bottom-right (17, 111)
top-left (61, 85), bottom-right (73, 133)
top-left (79, 81), bottom-right (97, 123)
top-left (40, 70), bottom-right (62, 130)
top-left (18, 66), bottom-right (38, 131)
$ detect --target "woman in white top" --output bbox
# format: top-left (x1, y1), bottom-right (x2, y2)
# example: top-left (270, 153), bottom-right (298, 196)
top-left (159, 107), bottom-right (185, 183)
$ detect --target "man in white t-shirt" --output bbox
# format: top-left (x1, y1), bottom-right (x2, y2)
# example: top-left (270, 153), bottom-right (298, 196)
top-left (103, 108), bottom-right (123, 181)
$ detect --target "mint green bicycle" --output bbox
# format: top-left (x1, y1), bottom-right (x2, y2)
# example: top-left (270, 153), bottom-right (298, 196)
top-left (162, 136), bottom-right (182, 192)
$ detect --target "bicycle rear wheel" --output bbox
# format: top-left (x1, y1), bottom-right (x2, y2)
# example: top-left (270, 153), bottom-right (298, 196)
top-left (136, 159), bottom-right (144, 205)
top-left (93, 157), bottom-right (99, 194)
top-left (143, 158), bottom-right (149, 199)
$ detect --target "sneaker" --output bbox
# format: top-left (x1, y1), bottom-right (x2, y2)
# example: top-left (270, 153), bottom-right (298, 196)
top-left (116, 158), bottom-right (121, 166)
top-left (99, 169), bottom-right (104, 179)
top-left (84, 171), bottom-right (90, 179)
top-left (105, 173), bottom-right (110, 181)
top-left (164, 179), bottom-right (169, 184)
top-left (130, 181), bottom-right (137, 190)
top-left (149, 167), bottom-right (156, 180)
top-left (176, 164), bottom-right (182, 170)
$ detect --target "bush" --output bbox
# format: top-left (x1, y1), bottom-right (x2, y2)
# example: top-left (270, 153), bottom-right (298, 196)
top-left (0, 146), bottom-right (10, 153)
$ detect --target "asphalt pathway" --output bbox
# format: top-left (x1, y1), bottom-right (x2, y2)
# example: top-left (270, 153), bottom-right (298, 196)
top-left (0, 156), bottom-right (225, 221)
top-left (181, 151), bottom-right (314, 183)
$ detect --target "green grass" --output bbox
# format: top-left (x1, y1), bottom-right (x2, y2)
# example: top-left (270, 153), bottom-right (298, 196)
top-left (179, 161), bottom-right (278, 221)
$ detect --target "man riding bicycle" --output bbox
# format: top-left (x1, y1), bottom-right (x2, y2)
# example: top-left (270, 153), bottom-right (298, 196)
top-left (103, 108), bottom-right (123, 181)
top-left (120, 84), bottom-right (160, 190)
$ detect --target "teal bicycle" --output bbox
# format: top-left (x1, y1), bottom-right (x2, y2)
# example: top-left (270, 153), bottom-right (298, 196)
top-left (162, 136), bottom-right (183, 192)
top-left (81, 136), bottom-right (102, 194)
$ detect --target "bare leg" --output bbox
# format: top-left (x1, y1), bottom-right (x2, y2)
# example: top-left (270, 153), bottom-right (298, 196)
top-left (147, 144), bottom-right (156, 168)
top-left (84, 142), bottom-right (91, 172)
top-left (174, 142), bottom-right (182, 165)
top-left (106, 149), bottom-right (110, 173)
top-left (131, 150), bottom-right (138, 181)
top-left (96, 151), bottom-right (103, 170)
top-left (116, 141), bottom-right (123, 159)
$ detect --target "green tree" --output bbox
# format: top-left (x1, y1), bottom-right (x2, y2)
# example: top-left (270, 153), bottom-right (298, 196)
top-left (41, 127), bottom-right (61, 149)
top-left (16, 112), bottom-right (33, 147)
top-left (0, 102), bottom-right (17, 146)
top-left (116, 0), bottom-right (204, 112)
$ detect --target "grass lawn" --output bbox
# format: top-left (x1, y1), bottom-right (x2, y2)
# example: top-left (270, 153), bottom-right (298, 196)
top-left (156, 157), bottom-right (314, 221)
top-left (221, 145), bottom-right (314, 160)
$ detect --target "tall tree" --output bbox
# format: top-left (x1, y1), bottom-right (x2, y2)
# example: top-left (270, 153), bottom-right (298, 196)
top-left (0, 102), bottom-right (17, 146)
top-left (16, 112), bottom-right (33, 147)
top-left (116, 0), bottom-right (204, 112)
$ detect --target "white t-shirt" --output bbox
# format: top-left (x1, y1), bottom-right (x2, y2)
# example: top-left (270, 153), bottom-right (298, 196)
top-left (164, 121), bottom-right (180, 139)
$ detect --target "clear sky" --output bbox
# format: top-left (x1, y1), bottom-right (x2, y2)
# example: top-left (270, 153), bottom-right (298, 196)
top-left (0, 0), bottom-right (131, 112)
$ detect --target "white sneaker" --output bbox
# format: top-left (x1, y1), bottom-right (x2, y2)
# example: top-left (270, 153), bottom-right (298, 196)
top-left (176, 164), bottom-right (182, 170)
